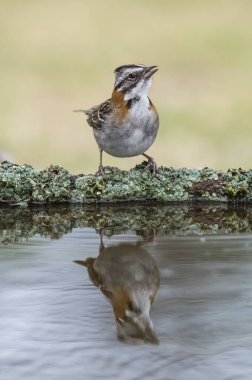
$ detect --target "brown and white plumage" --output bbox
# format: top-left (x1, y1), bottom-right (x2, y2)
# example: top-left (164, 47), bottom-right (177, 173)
top-left (85, 99), bottom-right (112, 130)
top-left (74, 237), bottom-right (160, 345)
top-left (75, 64), bottom-right (159, 176)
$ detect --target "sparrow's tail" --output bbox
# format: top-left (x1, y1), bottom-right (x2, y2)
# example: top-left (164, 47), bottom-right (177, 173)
top-left (73, 109), bottom-right (88, 114)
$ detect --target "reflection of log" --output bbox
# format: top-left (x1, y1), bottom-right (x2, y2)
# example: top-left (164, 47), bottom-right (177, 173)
top-left (1, 203), bottom-right (252, 244)
top-left (1, 160), bottom-right (252, 205)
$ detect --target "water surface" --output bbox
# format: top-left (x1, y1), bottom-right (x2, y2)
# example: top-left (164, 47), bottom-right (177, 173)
top-left (1, 205), bottom-right (252, 380)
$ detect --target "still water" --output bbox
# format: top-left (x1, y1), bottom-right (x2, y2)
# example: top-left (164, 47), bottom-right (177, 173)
top-left (1, 205), bottom-right (252, 380)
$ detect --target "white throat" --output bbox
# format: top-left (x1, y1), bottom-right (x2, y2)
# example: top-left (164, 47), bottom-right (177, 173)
top-left (124, 79), bottom-right (152, 101)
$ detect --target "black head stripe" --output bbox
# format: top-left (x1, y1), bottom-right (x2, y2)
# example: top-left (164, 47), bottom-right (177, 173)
top-left (114, 64), bottom-right (145, 73)
top-left (124, 80), bottom-right (139, 93)
top-left (114, 77), bottom-right (126, 91)
top-left (115, 71), bottom-right (143, 91)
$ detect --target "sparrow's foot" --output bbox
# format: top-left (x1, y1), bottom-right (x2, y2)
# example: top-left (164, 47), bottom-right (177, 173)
top-left (95, 165), bottom-right (106, 179)
top-left (142, 153), bottom-right (158, 176)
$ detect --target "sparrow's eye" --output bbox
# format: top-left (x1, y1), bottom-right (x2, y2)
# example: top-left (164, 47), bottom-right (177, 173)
top-left (128, 72), bottom-right (137, 80)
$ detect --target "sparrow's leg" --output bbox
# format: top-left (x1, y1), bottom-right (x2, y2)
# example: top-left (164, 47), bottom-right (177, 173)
top-left (98, 228), bottom-right (105, 253)
top-left (95, 149), bottom-right (106, 178)
top-left (142, 153), bottom-right (158, 176)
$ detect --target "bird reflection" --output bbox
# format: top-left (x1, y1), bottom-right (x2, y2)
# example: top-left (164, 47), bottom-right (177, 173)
top-left (74, 233), bottom-right (160, 344)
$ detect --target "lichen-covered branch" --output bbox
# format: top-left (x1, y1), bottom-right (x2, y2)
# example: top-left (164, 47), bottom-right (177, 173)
top-left (1, 161), bottom-right (252, 205)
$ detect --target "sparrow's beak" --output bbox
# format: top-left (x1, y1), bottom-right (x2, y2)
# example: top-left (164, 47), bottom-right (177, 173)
top-left (144, 324), bottom-right (159, 345)
top-left (143, 65), bottom-right (158, 79)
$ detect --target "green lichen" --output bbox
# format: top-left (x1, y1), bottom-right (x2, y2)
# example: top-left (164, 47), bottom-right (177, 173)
top-left (1, 161), bottom-right (252, 204)
top-left (32, 165), bottom-right (71, 203)
top-left (72, 175), bottom-right (106, 202)
top-left (0, 161), bottom-right (36, 203)
top-left (224, 168), bottom-right (252, 200)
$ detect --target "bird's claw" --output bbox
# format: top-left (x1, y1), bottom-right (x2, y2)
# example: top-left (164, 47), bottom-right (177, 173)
top-left (144, 156), bottom-right (158, 176)
top-left (95, 165), bottom-right (106, 179)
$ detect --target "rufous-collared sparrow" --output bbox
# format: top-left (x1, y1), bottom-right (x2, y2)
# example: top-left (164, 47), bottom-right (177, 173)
top-left (75, 64), bottom-right (159, 176)
top-left (74, 233), bottom-right (160, 344)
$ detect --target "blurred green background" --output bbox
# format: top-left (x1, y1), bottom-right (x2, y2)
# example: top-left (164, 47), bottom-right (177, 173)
top-left (1, 0), bottom-right (251, 173)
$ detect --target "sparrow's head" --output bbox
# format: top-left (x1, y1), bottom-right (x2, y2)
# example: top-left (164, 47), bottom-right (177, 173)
top-left (114, 64), bottom-right (158, 100)
top-left (115, 298), bottom-right (159, 345)
top-left (113, 288), bottom-right (159, 345)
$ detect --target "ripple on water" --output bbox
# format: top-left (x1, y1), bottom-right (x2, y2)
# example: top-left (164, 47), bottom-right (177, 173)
top-left (1, 229), bottom-right (252, 380)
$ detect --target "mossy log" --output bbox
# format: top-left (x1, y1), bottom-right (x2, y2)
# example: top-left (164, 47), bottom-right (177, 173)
top-left (1, 161), bottom-right (252, 205)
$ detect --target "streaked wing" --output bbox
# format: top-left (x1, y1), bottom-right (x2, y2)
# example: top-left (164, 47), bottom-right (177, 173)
top-left (85, 99), bottom-right (112, 129)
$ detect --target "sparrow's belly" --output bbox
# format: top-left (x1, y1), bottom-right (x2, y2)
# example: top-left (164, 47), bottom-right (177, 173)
top-left (93, 114), bottom-right (159, 158)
